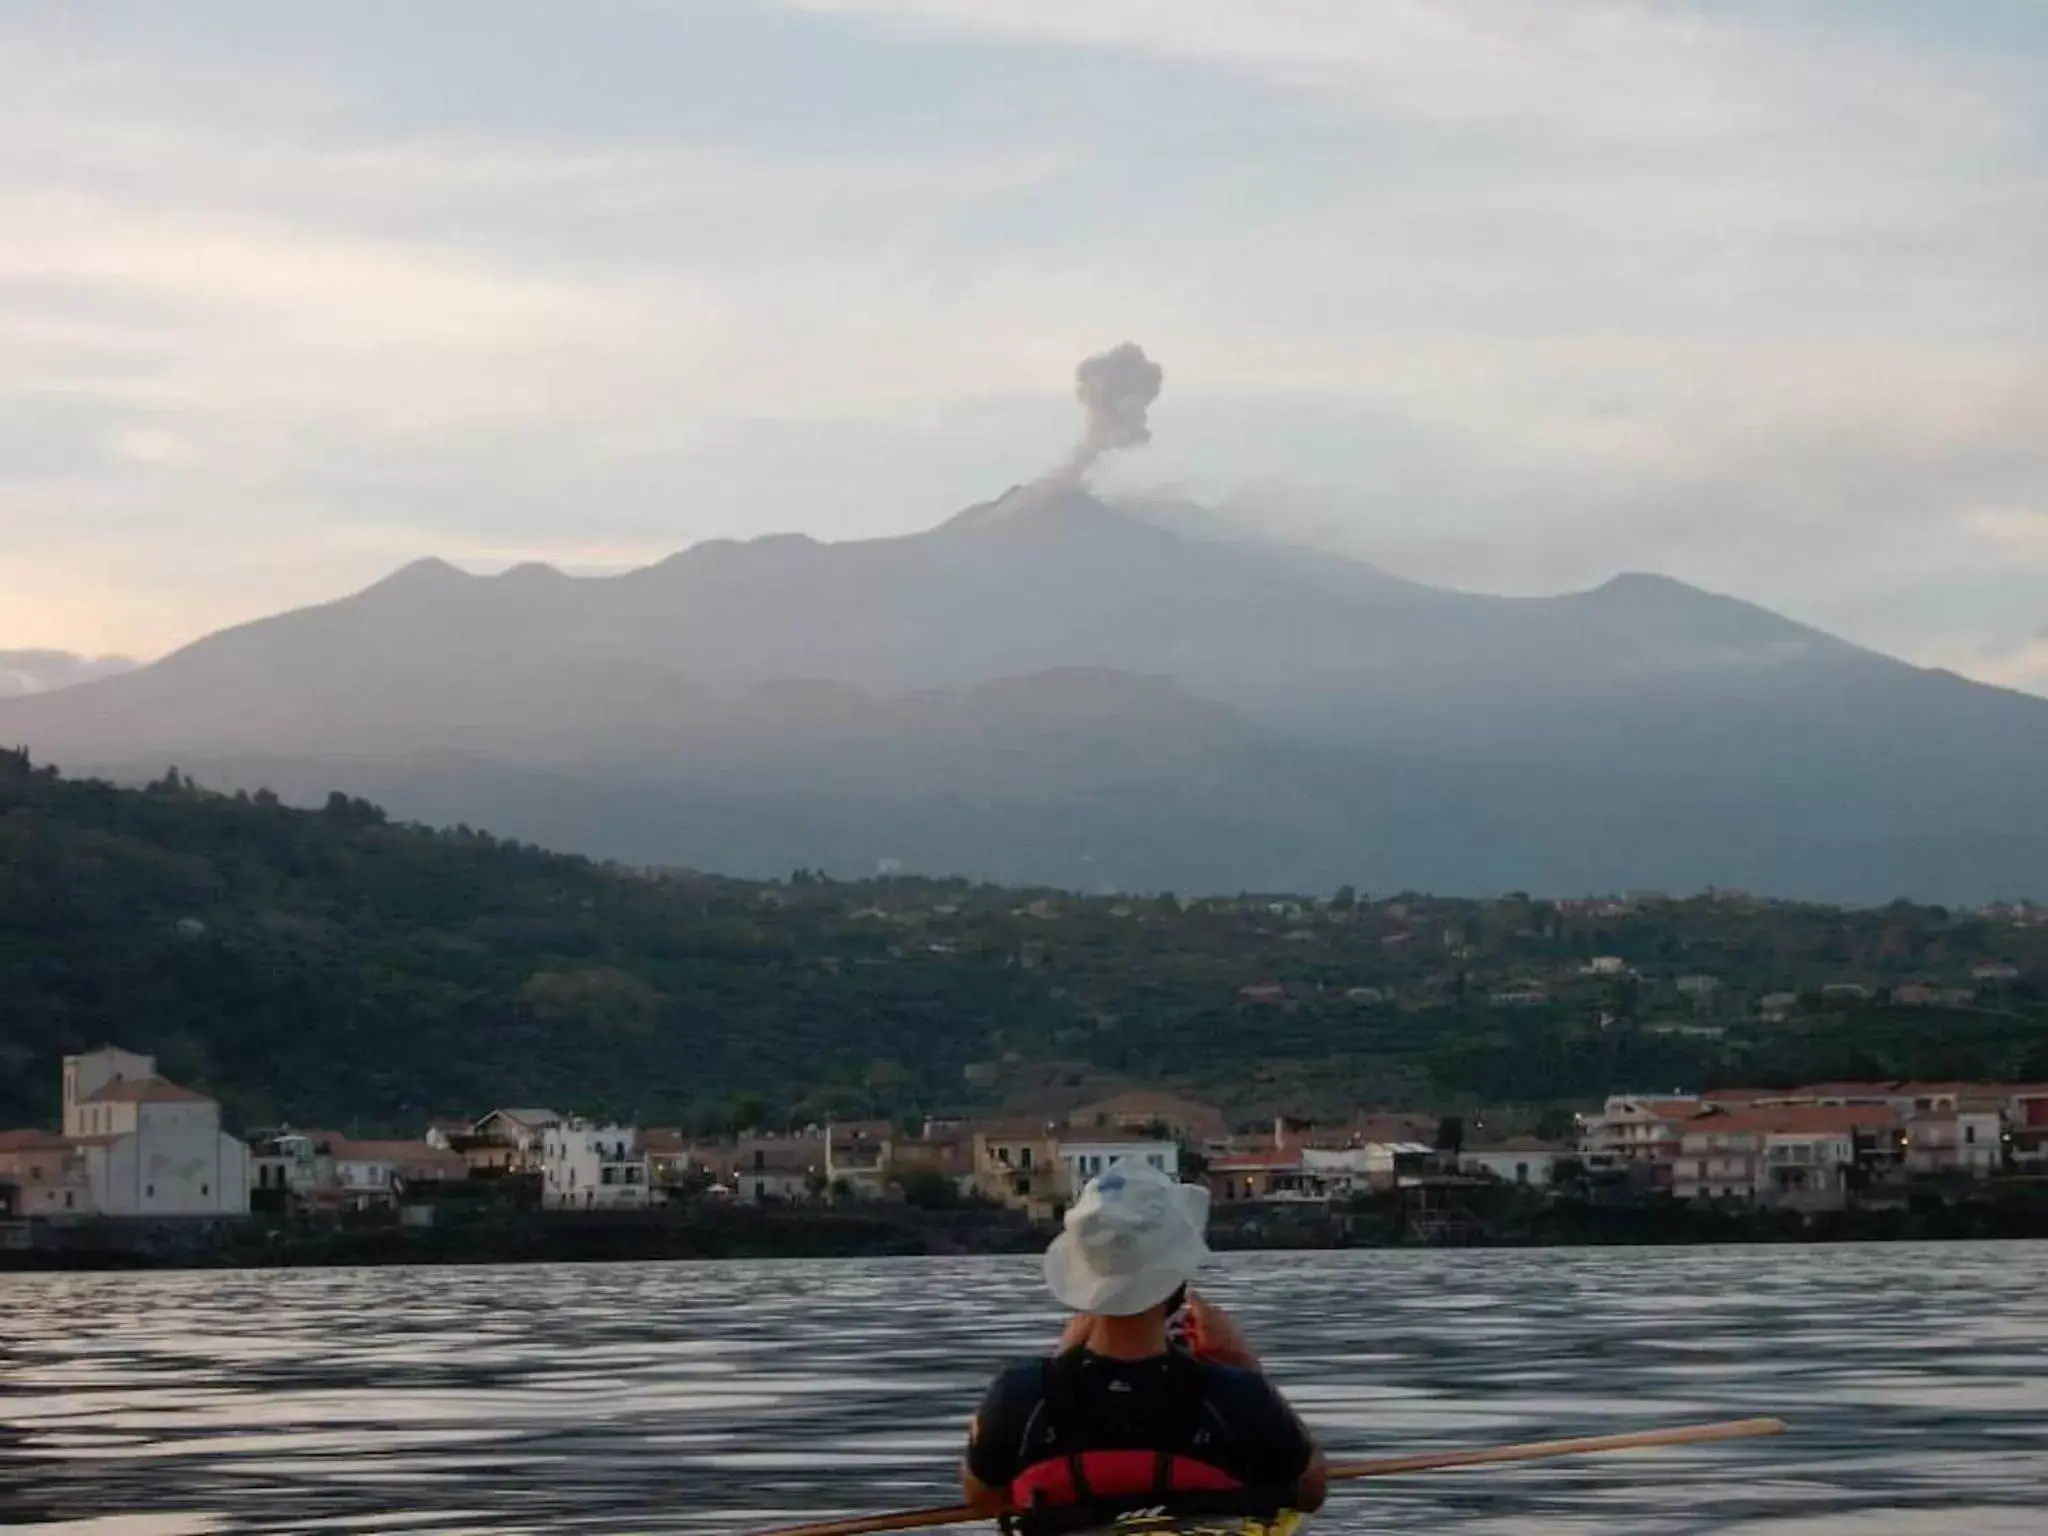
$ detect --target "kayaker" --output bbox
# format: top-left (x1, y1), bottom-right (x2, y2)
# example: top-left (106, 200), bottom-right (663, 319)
top-left (960, 1158), bottom-right (1328, 1531)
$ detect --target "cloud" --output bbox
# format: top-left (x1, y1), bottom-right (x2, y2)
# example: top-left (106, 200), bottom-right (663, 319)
top-left (1, 2), bottom-right (2044, 693)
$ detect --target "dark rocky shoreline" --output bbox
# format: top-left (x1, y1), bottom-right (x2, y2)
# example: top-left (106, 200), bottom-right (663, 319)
top-left (10, 1188), bottom-right (2048, 1271)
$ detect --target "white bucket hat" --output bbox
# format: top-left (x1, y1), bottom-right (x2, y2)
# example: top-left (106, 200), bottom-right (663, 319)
top-left (1043, 1157), bottom-right (1212, 1316)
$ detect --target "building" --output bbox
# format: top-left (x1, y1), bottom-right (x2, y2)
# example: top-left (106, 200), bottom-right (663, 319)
top-left (1207, 1148), bottom-right (1302, 1204)
top-left (712, 1135), bottom-right (821, 1203)
top-left (1065, 1090), bottom-right (1227, 1146)
top-left (331, 1139), bottom-right (468, 1208)
top-left (1904, 1103), bottom-right (2003, 1177)
top-left (61, 1048), bottom-right (249, 1217)
top-left (464, 1108), bottom-right (563, 1173)
top-left (2007, 1086), bottom-right (2048, 1170)
top-left (1674, 1106), bottom-right (1900, 1207)
top-left (973, 1118), bottom-right (1063, 1219)
top-left (541, 1122), bottom-right (651, 1210)
top-left (247, 1130), bottom-right (326, 1208)
top-left (824, 1121), bottom-right (894, 1200)
top-left (0, 1130), bottom-right (91, 1216)
top-left (1461, 1138), bottom-right (1568, 1187)
top-left (1580, 1095), bottom-right (1705, 1183)
top-left (885, 1123), bottom-right (978, 1198)
top-left (1055, 1134), bottom-right (1178, 1197)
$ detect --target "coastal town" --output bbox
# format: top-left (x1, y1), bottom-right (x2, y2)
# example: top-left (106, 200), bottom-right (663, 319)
top-left (7, 1045), bottom-right (2048, 1262)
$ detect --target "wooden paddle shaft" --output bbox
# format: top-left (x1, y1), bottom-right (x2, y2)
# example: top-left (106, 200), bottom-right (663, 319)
top-left (748, 1415), bottom-right (1787, 1536)
top-left (1328, 1415), bottom-right (1787, 1481)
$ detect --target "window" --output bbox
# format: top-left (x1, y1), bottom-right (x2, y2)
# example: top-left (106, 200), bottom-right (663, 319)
top-left (145, 1184), bottom-right (154, 1197)
top-left (1147, 1155), bottom-right (1164, 1170)
top-left (1515, 1163), bottom-right (1529, 1183)
top-left (64, 1192), bottom-right (73, 1209)
top-left (1966, 1125), bottom-right (1978, 1145)
top-left (201, 1184), bottom-right (209, 1197)
top-left (1020, 1147), bottom-right (1034, 1170)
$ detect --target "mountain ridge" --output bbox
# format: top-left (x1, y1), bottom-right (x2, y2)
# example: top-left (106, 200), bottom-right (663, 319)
top-left (5, 486), bottom-right (2044, 902)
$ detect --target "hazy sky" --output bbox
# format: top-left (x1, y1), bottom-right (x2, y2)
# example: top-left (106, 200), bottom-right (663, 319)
top-left (4, 1), bottom-right (2044, 694)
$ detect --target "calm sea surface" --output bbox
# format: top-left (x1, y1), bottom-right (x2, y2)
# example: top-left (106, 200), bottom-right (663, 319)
top-left (3, 1243), bottom-right (2045, 1535)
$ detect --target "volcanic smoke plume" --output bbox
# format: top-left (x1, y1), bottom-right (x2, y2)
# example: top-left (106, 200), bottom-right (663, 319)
top-left (1062, 342), bottom-right (1163, 480)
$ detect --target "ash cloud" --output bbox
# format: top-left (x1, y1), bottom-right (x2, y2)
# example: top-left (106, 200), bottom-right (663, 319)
top-left (1060, 342), bottom-right (1163, 481)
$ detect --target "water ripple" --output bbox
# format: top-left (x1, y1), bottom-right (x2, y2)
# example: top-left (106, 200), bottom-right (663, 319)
top-left (3, 1243), bottom-right (2046, 1532)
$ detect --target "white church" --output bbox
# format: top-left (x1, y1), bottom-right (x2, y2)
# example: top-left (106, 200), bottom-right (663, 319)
top-left (60, 1046), bottom-right (250, 1217)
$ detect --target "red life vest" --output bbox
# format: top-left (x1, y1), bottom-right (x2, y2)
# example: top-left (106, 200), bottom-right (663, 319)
top-left (1010, 1448), bottom-right (1244, 1509)
top-left (1007, 1347), bottom-right (1246, 1514)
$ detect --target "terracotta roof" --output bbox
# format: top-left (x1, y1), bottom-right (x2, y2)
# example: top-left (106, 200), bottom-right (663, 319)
top-left (80, 1076), bottom-right (211, 1105)
top-left (1210, 1149), bottom-right (1302, 1171)
top-left (1687, 1105), bottom-right (1899, 1138)
top-left (0, 1129), bottom-right (72, 1152)
top-left (641, 1129), bottom-right (686, 1156)
top-left (331, 1140), bottom-right (468, 1176)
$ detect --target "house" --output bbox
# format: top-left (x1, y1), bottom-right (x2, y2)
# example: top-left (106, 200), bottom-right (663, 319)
top-left (1207, 1148), bottom-right (1302, 1204)
top-left (1972, 962), bottom-right (2021, 984)
top-left (247, 1130), bottom-right (326, 1207)
top-left (1065, 1090), bottom-right (1227, 1146)
top-left (886, 1125), bottom-right (978, 1197)
top-left (1584, 956), bottom-right (1628, 976)
top-left (640, 1128), bottom-right (692, 1191)
top-left (719, 1135), bottom-right (822, 1203)
top-left (1891, 983), bottom-right (1942, 1007)
top-left (2005, 1086), bottom-right (2048, 1170)
top-left (1675, 975), bottom-right (1721, 997)
top-left (973, 1119), bottom-right (1062, 1220)
top-left (1343, 987), bottom-right (1386, 1005)
top-left (1820, 982), bottom-right (1874, 1002)
top-left (1580, 1095), bottom-right (1706, 1182)
top-left (1903, 1102), bottom-right (2004, 1177)
top-left (465, 1108), bottom-right (562, 1173)
top-left (1490, 985), bottom-right (1549, 1008)
top-left (325, 1139), bottom-right (468, 1208)
top-left (1673, 1106), bottom-right (1900, 1206)
top-left (824, 1120), bottom-right (894, 1200)
top-left (1055, 1133), bottom-right (1178, 1197)
top-left (61, 1047), bottom-right (249, 1217)
top-left (1238, 984), bottom-right (1288, 1006)
top-left (1462, 1138), bottom-right (1568, 1187)
top-left (0, 1130), bottom-right (91, 1217)
top-left (1757, 992), bottom-right (1800, 1022)
top-left (541, 1122), bottom-right (651, 1210)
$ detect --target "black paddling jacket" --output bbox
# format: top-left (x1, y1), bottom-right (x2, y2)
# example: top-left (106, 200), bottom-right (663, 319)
top-left (966, 1347), bottom-right (1315, 1534)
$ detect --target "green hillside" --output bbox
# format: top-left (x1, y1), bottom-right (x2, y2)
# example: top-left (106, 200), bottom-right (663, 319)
top-left (1, 749), bottom-right (2043, 1133)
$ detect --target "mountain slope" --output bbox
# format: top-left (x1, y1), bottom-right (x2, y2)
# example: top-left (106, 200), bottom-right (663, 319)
top-left (5, 486), bottom-right (2046, 900)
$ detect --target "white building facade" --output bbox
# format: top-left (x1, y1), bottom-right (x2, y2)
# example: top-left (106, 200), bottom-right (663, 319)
top-left (542, 1122), bottom-right (651, 1210)
top-left (63, 1048), bottom-right (249, 1218)
top-left (1055, 1139), bottom-right (1178, 1197)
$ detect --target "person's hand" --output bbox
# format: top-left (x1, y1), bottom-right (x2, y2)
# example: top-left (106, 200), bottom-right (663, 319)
top-left (1186, 1292), bottom-right (1261, 1372)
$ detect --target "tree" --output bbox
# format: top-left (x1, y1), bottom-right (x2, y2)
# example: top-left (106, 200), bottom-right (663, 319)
top-left (1331, 884), bottom-right (1358, 912)
top-left (1435, 1115), bottom-right (1465, 1155)
top-left (1535, 1107), bottom-right (1579, 1144)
